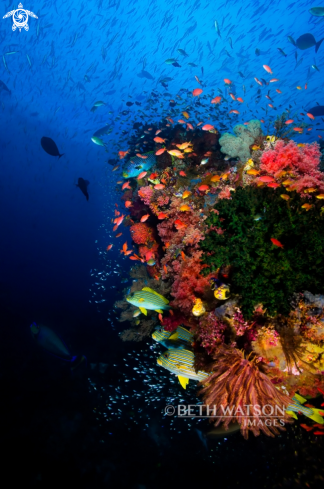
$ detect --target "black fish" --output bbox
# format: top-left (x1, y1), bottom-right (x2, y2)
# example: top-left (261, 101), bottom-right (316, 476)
top-left (41, 137), bottom-right (64, 158)
top-left (296, 33), bottom-right (324, 53)
top-left (307, 106), bottom-right (324, 117)
top-left (126, 101), bottom-right (134, 106)
top-left (172, 61), bottom-right (181, 67)
top-left (76, 178), bottom-right (89, 201)
top-left (0, 80), bottom-right (11, 94)
top-left (137, 70), bottom-right (154, 80)
top-left (107, 158), bottom-right (118, 166)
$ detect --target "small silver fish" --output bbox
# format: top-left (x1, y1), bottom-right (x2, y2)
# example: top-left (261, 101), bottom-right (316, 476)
top-left (200, 158), bottom-right (209, 165)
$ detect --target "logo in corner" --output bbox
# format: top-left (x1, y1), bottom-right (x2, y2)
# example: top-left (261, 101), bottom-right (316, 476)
top-left (3, 3), bottom-right (38, 32)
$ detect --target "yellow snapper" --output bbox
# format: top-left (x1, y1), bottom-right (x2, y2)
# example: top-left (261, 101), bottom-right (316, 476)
top-left (157, 349), bottom-right (209, 389)
top-left (126, 287), bottom-right (170, 315)
top-left (286, 393), bottom-right (324, 424)
top-left (152, 325), bottom-right (193, 349)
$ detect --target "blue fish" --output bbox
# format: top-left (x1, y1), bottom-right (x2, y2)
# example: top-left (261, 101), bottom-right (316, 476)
top-left (123, 152), bottom-right (156, 178)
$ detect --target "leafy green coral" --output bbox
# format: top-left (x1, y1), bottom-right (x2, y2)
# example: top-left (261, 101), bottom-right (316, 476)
top-left (201, 186), bottom-right (324, 318)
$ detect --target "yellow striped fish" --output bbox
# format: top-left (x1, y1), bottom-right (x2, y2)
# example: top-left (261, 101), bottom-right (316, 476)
top-left (157, 349), bottom-right (209, 389)
top-left (152, 325), bottom-right (193, 349)
top-left (126, 287), bottom-right (170, 315)
top-left (286, 393), bottom-right (324, 424)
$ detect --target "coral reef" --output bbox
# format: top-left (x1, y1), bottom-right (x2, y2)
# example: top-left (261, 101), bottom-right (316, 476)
top-left (114, 119), bottom-right (324, 438)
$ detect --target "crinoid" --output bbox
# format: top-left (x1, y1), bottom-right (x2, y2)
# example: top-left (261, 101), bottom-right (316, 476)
top-left (197, 346), bottom-right (293, 439)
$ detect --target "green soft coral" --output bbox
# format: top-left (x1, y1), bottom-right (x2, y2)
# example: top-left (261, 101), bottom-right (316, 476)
top-left (201, 186), bottom-right (324, 318)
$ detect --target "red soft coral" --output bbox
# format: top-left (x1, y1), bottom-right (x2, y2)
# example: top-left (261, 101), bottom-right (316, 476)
top-left (170, 250), bottom-right (210, 315)
top-left (161, 311), bottom-right (186, 332)
top-left (130, 222), bottom-right (154, 245)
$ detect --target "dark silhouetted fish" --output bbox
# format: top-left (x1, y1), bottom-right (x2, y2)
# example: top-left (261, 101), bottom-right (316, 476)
top-left (76, 177), bottom-right (89, 201)
top-left (93, 125), bottom-right (110, 138)
top-left (137, 70), bottom-right (154, 80)
top-left (0, 80), bottom-right (11, 94)
top-left (307, 105), bottom-right (324, 117)
top-left (107, 158), bottom-right (118, 166)
top-left (41, 137), bottom-right (64, 158)
top-left (30, 322), bottom-right (86, 370)
top-left (296, 33), bottom-right (324, 53)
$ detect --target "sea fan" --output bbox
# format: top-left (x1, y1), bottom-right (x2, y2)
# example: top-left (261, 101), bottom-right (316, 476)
top-left (197, 346), bottom-right (293, 439)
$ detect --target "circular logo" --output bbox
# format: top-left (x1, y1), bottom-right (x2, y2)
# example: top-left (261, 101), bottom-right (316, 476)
top-left (13, 9), bottom-right (28, 29)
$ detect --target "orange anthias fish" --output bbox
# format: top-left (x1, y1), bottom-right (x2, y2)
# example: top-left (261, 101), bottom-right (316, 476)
top-left (115, 233), bottom-right (122, 238)
top-left (293, 127), bottom-right (303, 132)
top-left (301, 203), bottom-right (313, 211)
top-left (140, 214), bottom-right (150, 222)
top-left (276, 89), bottom-right (282, 93)
top-left (137, 171), bottom-right (147, 180)
top-left (271, 238), bottom-right (284, 248)
top-left (236, 97), bottom-right (244, 103)
top-left (177, 142), bottom-right (191, 150)
top-left (149, 172), bottom-right (158, 179)
top-left (285, 119), bottom-right (294, 124)
top-left (182, 190), bottom-right (191, 199)
top-left (106, 244), bottom-right (113, 251)
top-left (118, 150), bottom-right (128, 159)
top-left (136, 153), bottom-right (148, 159)
top-left (125, 201), bottom-right (133, 208)
top-left (229, 110), bottom-right (239, 114)
top-left (259, 176), bottom-right (275, 183)
top-left (202, 124), bottom-right (215, 131)
top-left (263, 64), bottom-right (273, 74)
top-left (178, 119), bottom-right (186, 124)
top-left (182, 111), bottom-right (190, 119)
top-left (180, 204), bottom-right (190, 212)
top-left (192, 88), bottom-right (203, 97)
top-left (154, 137), bottom-right (166, 143)
top-left (158, 212), bottom-right (168, 220)
top-left (211, 96), bottom-right (222, 104)
top-left (179, 171), bottom-right (187, 177)
top-left (122, 181), bottom-right (131, 190)
top-left (174, 219), bottom-right (187, 230)
top-left (168, 149), bottom-right (184, 157)
top-left (267, 182), bottom-right (280, 188)
top-left (112, 165), bottom-right (119, 171)
top-left (198, 185), bottom-right (209, 192)
top-left (186, 123), bottom-right (194, 130)
top-left (154, 184), bottom-right (165, 190)
top-left (211, 175), bottom-right (221, 182)
top-left (156, 148), bottom-right (166, 155)
top-left (229, 93), bottom-right (236, 100)
top-left (114, 214), bottom-right (125, 227)
top-left (224, 79), bottom-right (232, 84)
top-left (307, 113), bottom-right (315, 120)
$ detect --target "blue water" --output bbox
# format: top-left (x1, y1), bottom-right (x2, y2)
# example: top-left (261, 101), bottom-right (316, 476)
top-left (1, 0), bottom-right (324, 487)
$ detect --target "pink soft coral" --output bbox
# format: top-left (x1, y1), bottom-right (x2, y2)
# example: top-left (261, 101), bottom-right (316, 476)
top-left (260, 140), bottom-right (324, 193)
top-left (196, 312), bottom-right (227, 354)
top-left (138, 186), bottom-right (154, 205)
